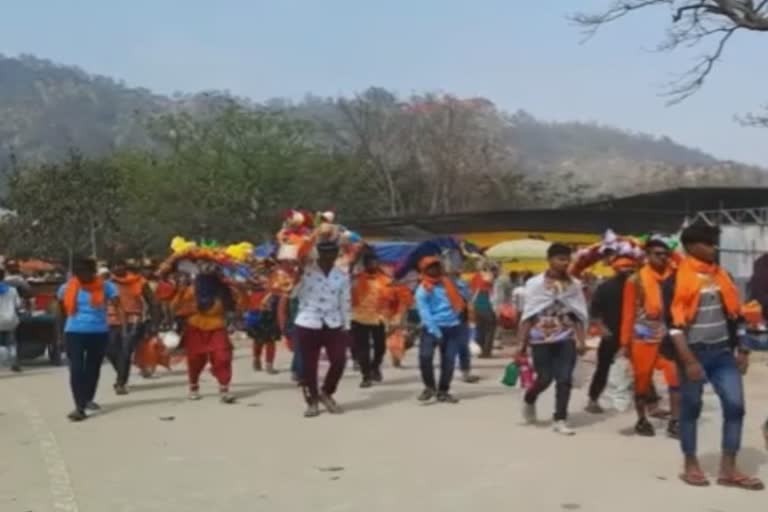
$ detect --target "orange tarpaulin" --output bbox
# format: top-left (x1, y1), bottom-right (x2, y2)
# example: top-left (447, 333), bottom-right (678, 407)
top-left (19, 259), bottom-right (56, 273)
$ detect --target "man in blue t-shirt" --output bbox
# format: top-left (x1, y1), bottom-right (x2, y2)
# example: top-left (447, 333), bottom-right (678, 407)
top-left (414, 256), bottom-right (468, 403)
top-left (57, 257), bottom-right (120, 422)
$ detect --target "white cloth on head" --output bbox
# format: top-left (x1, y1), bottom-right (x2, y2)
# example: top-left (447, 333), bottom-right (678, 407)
top-left (521, 273), bottom-right (588, 325)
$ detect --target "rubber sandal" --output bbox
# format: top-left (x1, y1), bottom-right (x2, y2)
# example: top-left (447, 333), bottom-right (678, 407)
top-left (679, 471), bottom-right (710, 487)
top-left (716, 475), bottom-right (765, 491)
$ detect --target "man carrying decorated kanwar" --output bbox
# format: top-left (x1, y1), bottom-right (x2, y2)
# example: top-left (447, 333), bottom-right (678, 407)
top-left (173, 264), bottom-right (238, 404)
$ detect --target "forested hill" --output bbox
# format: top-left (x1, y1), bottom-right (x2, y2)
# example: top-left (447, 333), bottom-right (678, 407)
top-left (0, 54), bottom-right (764, 198)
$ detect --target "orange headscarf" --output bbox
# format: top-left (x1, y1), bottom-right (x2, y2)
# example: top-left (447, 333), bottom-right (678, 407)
top-left (619, 263), bottom-right (673, 346)
top-left (638, 264), bottom-right (673, 319)
top-left (470, 272), bottom-right (493, 293)
top-left (418, 256), bottom-right (465, 313)
top-left (62, 277), bottom-right (106, 317)
top-left (112, 272), bottom-right (146, 297)
top-left (670, 256), bottom-right (740, 328)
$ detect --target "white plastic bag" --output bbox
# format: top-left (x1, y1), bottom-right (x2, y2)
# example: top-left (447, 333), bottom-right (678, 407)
top-left (159, 331), bottom-right (181, 350)
top-left (606, 356), bottom-right (634, 412)
top-left (469, 341), bottom-right (482, 357)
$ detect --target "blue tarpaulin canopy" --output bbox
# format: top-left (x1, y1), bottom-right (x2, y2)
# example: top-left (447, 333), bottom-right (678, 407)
top-left (369, 242), bottom-right (417, 264)
top-left (394, 237), bottom-right (479, 279)
top-left (253, 242), bottom-right (276, 259)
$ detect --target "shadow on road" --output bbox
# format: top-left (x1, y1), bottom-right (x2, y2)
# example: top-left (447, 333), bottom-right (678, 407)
top-left (343, 389), bottom-right (414, 412)
top-left (130, 378), bottom-right (189, 392)
top-left (568, 410), bottom-right (619, 428)
top-left (699, 447), bottom-right (768, 475)
top-left (376, 374), bottom-right (422, 387)
top-left (101, 396), bottom-right (187, 415)
top-left (231, 381), bottom-right (299, 401)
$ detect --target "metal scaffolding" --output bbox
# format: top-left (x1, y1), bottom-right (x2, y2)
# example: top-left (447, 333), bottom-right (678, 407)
top-left (685, 207), bottom-right (768, 227)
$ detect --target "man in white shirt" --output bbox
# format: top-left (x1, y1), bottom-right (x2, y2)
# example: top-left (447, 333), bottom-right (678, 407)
top-left (293, 240), bottom-right (352, 418)
top-left (0, 268), bottom-right (22, 372)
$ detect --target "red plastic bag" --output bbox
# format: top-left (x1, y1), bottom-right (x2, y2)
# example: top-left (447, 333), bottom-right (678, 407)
top-left (497, 304), bottom-right (518, 329)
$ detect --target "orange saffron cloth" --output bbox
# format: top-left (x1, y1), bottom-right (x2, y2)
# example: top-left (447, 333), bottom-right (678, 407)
top-left (619, 264), bottom-right (673, 347)
top-left (186, 299), bottom-right (226, 331)
top-left (418, 256), bottom-right (465, 313)
top-left (170, 286), bottom-right (197, 318)
top-left (670, 256), bottom-right (740, 328)
top-left (469, 272), bottom-right (493, 293)
top-left (111, 273), bottom-right (146, 297)
top-left (352, 271), bottom-right (393, 325)
top-left (62, 277), bottom-right (105, 316)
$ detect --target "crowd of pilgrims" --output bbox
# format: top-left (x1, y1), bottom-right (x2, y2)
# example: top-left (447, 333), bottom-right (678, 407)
top-left (20, 223), bottom-right (768, 491)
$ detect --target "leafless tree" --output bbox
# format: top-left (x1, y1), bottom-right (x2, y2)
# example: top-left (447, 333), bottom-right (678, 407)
top-left (406, 95), bottom-right (523, 213)
top-left (330, 88), bottom-right (408, 216)
top-left (572, 1), bottom-right (768, 107)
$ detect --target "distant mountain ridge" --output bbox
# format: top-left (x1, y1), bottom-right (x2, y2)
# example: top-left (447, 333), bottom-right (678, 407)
top-left (0, 54), bottom-right (764, 197)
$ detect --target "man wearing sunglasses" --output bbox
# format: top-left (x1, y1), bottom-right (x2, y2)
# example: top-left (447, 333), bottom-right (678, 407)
top-left (619, 237), bottom-right (680, 438)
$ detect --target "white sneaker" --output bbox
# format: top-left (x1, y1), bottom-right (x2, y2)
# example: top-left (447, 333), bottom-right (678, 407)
top-left (553, 421), bottom-right (575, 436)
top-left (522, 402), bottom-right (537, 424)
top-left (188, 391), bottom-right (202, 401)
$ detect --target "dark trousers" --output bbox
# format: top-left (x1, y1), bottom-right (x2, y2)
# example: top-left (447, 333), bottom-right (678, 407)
top-left (296, 326), bottom-right (348, 403)
top-left (65, 332), bottom-right (108, 412)
top-left (419, 325), bottom-right (462, 392)
top-left (678, 346), bottom-right (744, 456)
top-left (456, 323), bottom-right (471, 372)
top-left (288, 327), bottom-right (303, 377)
top-left (351, 321), bottom-right (386, 380)
top-left (525, 340), bottom-right (577, 421)
top-left (475, 310), bottom-right (497, 357)
top-left (106, 323), bottom-right (145, 387)
top-left (588, 336), bottom-right (619, 402)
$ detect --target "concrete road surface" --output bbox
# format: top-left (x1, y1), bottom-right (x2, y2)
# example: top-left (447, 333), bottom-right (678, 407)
top-left (1, 347), bottom-right (767, 512)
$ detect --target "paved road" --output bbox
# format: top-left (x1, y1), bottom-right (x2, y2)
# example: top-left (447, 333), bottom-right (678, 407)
top-left (1, 347), bottom-right (767, 512)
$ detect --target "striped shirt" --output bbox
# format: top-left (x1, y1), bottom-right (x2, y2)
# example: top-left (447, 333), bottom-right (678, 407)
top-left (687, 286), bottom-right (729, 346)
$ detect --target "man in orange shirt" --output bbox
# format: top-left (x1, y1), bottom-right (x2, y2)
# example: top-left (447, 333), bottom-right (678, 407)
top-left (620, 238), bottom-right (680, 438)
top-left (107, 260), bottom-right (158, 395)
top-left (351, 250), bottom-right (392, 388)
top-left (174, 266), bottom-right (237, 403)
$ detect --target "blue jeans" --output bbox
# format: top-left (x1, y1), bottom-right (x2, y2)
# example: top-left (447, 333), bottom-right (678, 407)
top-left (455, 323), bottom-right (471, 372)
top-left (678, 345), bottom-right (745, 456)
top-left (419, 325), bottom-right (462, 392)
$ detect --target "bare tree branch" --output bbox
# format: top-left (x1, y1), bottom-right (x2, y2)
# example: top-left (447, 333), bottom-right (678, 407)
top-left (664, 26), bottom-right (737, 104)
top-left (572, 1), bottom-right (768, 104)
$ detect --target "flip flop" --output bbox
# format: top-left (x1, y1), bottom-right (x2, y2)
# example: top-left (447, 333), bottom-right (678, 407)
top-left (716, 475), bottom-right (765, 491)
top-left (679, 471), bottom-right (710, 487)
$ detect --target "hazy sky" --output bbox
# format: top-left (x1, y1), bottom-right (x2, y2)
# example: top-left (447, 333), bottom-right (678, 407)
top-left (3, 0), bottom-right (766, 165)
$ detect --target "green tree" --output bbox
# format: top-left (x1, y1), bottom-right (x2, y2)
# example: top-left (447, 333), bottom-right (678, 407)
top-left (3, 151), bottom-right (121, 262)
